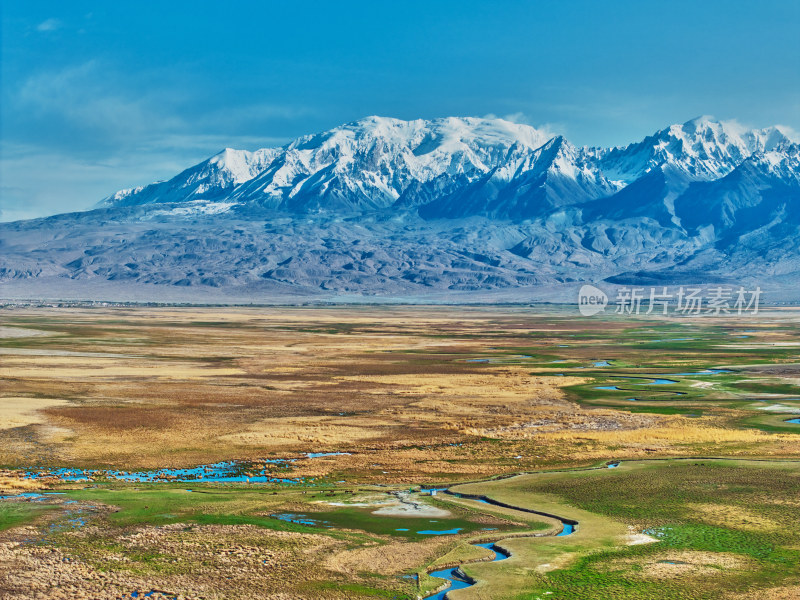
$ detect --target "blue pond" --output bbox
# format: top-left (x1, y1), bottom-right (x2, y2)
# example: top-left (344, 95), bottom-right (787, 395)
top-left (595, 386), bottom-right (621, 391)
top-left (23, 460), bottom-right (298, 484)
top-left (671, 369), bottom-right (731, 376)
top-left (304, 452), bottom-right (350, 459)
top-left (785, 418), bottom-right (800, 424)
top-left (418, 528), bottom-right (463, 535)
top-left (272, 513), bottom-right (331, 527)
top-left (0, 492), bottom-right (64, 501)
top-left (593, 360), bottom-right (612, 367)
top-left (21, 452), bottom-right (351, 484)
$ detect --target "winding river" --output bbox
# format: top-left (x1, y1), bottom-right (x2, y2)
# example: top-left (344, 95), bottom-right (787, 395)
top-left (423, 488), bottom-right (578, 598)
top-left (426, 542), bottom-right (511, 600)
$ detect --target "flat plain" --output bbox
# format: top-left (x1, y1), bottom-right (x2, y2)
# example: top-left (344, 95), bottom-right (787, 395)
top-left (1, 305), bottom-right (800, 599)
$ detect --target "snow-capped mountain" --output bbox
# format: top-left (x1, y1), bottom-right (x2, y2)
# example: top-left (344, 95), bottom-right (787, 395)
top-left (97, 147), bottom-right (280, 207)
top-left (418, 136), bottom-right (621, 220)
top-left (226, 116), bottom-right (555, 213)
top-left (2, 115), bottom-right (799, 302)
top-left (598, 116), bottom-right (794, 183)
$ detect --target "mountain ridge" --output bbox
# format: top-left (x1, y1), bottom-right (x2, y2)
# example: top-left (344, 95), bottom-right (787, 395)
top-left (2, 115), bottom-right (799, 302)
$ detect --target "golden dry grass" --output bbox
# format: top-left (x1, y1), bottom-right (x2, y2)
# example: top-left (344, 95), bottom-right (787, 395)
top-left (0, 305), bottom-right (797, 476)
top-left (606, 550), bottom-right (754, 580)
top-left (685, 503), bottom-right (781, 532)
top-left (0, 398), bottom-right (71, 430)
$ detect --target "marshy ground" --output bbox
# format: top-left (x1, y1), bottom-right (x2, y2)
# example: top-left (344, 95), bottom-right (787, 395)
top-left (1, 305), bottom-right (800, 598)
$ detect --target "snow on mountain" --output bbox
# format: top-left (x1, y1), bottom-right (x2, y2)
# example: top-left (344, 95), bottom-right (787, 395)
top-left (2, 115), bottom-right (800, 301)
top-left (418, 136), bottom-right (621, 220)
top-left (228, 116), bottom-right (555, 212)
top-left (675, 142), bottom-right (800, 235)
top-left (98, 115), bottom-right (794, 221)
top-left (588, 116), bottom-right (798, 226)
top-left (98, 147), bottom-right (280, 208)
top-left (599, 116), bottom-right (795, 184)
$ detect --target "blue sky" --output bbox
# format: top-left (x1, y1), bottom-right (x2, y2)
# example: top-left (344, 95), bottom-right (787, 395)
top-left (2, 1), bottom-right (799, 221)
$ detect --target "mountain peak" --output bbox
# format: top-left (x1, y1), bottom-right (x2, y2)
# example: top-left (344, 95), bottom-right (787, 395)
top-left (7, 114), bottom-right (800, 299)
top-left (96, 115), bottom-right (797, 220)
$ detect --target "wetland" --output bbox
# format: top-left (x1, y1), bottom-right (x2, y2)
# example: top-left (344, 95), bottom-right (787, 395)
top-left (2, 305), bottom-right (800, 599)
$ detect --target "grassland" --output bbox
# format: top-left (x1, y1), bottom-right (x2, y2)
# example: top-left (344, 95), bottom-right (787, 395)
top-left (1, 305), bottom-right (800, 598)
top-left (448, 459), bottom-right (800, 599)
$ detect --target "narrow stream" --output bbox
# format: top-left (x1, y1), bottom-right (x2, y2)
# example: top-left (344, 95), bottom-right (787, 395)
top-left (426, 542), bottom-right (511, 600)
top-left (424, 489), bottom-right (577, 598)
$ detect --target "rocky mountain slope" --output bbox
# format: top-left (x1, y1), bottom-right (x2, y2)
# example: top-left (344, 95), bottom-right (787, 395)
top-left (1, 116), bottom-right (798, 302)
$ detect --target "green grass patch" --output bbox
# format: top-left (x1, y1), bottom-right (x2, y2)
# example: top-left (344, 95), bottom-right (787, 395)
top-left (0, 502), bottom-right (56, 531)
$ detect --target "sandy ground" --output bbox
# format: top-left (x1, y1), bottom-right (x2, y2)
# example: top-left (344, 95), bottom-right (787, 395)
top-left (370, 492), bottom-right (452, 517)
top-left (625, 527), bottom-right (659, 545)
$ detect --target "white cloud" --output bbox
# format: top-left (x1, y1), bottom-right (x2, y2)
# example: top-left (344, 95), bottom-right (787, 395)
top-left (0, 132), bottom-right (291, 222)
top-left (775, 125), bottom-right (800, 144)
top-left (17, 61), bottom-right (185, 140)
top-left (15, 61), bottom-right (308, 150)
top-left (3, 60), bottom-right (307, 220)
top-left (36, 18), bottom-right (62, 32)
top-left (482, 111), bottom-right (565, 140)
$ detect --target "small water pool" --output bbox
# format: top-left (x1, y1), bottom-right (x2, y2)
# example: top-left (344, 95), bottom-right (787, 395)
top-left (128, 591), bottom-right (177, 599)
top-left (671, 369), bottom-right (731, 376)
top-left (21, 451), bottom-right (353, 484)
top-left (0, 492), bottom-right (63, 501)
top-left (305, 452), bottom-right (350, 459)
top-left (418, 528), bottom-right (463, 535)
top-left (271, 513), bottom-right (331, 527)
top-left (421, 488), bottom-right (449, 495)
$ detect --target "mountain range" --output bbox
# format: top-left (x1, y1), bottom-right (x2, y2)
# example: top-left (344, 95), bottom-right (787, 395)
top-left (2, 115), bottom-right (799, 303)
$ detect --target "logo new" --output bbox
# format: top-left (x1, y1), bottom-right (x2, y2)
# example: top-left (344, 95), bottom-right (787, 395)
top-left (578, 284), bottom-right (608, 316)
